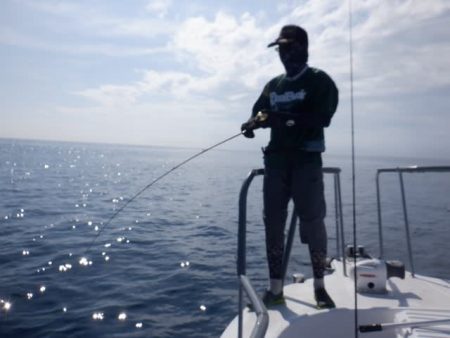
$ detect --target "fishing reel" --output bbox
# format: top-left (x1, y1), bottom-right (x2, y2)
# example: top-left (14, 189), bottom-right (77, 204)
top-left (256, 110), bottom-right (297, 128)
top-left (255, 110), bottom-right (269, 123)
top-left (241, 110), bottom-right (271, 138)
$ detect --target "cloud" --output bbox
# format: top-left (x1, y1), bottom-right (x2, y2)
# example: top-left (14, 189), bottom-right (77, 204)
top-left (0, 27), bottom-right (169, 56)
top-left (73, 1), bottom-right (450, 108)
top-left (64, 10), bottom-right (281, 147)
top-left (11, 0), bottom-right (448, 108)
top-left (0, 1), bottom-right (174, 55)
top-left (348, 0), bottom-right (450, 96)
top-left (74, 11), bottom-right (280, 109)
top-left (146, 0), bottom-right (172, 18)
top-left (72, 2), bottom-right (450, 124)
top-left (7, 0), bottom-right (176, 41)
top-left (172, 12), bottom-right (278, 85)
top-left (76, 84), bottom-right (142, 108)
top-left (278, 0), bottom-right (450, 99)
top-left (15, 0), bottom-right (80, 15)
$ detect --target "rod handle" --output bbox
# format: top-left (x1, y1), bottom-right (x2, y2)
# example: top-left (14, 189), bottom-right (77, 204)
top-left (359, 324), bottom-right (382, 332)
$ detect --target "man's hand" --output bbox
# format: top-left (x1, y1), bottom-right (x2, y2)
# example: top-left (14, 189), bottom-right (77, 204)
top-left (241, 120), bottom-right (256, 138)
top-left (240, 110), bottom-right (272, 138)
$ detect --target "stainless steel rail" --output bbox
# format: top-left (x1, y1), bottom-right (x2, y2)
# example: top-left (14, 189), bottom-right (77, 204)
top-left (376, 166), bottom-right (450, 277)
top-left (237, 167), bottom-right (344, 338)
top-left (239, 275), bottom-right (268, 338)
top-left (324, 167), bottom-right (347, 276)
top-left (237, 169), bottom-right (264, 338)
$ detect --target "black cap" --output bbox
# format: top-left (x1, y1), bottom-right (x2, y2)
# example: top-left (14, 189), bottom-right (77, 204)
top-left (267, 25), bottom-right (308, 48)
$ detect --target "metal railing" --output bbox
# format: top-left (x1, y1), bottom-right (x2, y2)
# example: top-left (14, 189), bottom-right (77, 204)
top-left (239, 275), bottom-right (268, 338)
top-left (237, 169), bottom-right (265, 338)
top-left (376, 166), bottom-right (450, 277)
top-left (237, 167), bottom-right (344, 338)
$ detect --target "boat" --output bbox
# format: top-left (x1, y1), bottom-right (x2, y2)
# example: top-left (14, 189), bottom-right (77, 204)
top-left (220, 165), bottom-right (450, 338)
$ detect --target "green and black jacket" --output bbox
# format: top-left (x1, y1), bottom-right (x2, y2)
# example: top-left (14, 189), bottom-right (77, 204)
top-left (252, 66), bottom-right (338, 167)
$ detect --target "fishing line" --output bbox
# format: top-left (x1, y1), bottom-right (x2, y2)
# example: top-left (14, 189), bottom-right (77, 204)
top-left (348, 0), bottom-right (359, 337)
top-left (82, 131), bottom-right (243, 255)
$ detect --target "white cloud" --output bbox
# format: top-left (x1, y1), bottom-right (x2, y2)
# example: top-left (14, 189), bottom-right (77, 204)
top-left (172, 12), bottom-right (275, 80)
top-left (76, 84), bottom-right (141, 108)
top-left (75, 11), bottom-right (280, 109)
top-left (146, 0), bottom-right (172, 18)
top-left (16, 0), bottom-right (80, 15)
top-left (0, 1), bottom-right (175, 55)
top-left (10, 0), bottom-right (175, 40)
top-left (0, 27), bottom-right (169, 56)
top-left (73, 0), bottom-right (450, 109)
top-left (73, 2), bottom-right (450, 132)
top-left (350, 1), bottom-right (450, 97)
top-left (277, 0), bottom-right (450, 99)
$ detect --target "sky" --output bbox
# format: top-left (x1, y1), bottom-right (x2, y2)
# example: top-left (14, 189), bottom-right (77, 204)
top-left (1, 0), bottom-right (450, 159)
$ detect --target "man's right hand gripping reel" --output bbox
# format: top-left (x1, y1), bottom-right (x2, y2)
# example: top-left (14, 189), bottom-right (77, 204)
top-left (240, 110), bottom-right (270, 138)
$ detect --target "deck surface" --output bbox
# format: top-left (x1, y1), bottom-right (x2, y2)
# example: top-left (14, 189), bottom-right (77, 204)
top-left (221, 260), bottom-right (450, 338)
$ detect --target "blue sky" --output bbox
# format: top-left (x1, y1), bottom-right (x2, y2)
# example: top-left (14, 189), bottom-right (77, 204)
top-left (1, 0), bottom-right (450, 159)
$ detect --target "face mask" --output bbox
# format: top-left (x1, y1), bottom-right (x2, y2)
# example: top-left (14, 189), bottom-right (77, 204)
top-left (278, 42), bottom-right (308, 76)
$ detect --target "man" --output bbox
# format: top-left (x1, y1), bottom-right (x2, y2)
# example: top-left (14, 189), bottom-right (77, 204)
top-left (241, 25), bottom-right (338, 309)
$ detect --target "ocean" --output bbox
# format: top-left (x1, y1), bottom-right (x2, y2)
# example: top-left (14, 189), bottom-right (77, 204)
top-left (0, 138), bottom-right (449, 337)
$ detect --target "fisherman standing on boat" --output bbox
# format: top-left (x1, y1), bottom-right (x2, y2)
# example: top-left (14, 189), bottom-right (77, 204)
top-left (241, 25), bottom-right (338, 309)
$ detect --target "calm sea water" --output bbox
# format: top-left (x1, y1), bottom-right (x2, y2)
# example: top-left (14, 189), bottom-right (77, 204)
top-left (0, 138), bottom-right (449, 337)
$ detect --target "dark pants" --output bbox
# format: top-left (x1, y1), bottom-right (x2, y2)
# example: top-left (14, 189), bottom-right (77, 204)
top-left (263, 161), bottom-right (327, 280)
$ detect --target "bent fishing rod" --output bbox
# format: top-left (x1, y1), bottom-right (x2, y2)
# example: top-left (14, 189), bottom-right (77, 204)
top-left (82, 111), bottom-right (279, 255)
top-left (83, 130), bottom-right (244, 255)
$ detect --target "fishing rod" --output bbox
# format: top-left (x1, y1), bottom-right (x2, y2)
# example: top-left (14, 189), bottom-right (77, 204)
top-left (80, 108), bottom-right (312, 258)
top-left (359, 318), bottom-right (450, 333)
top-left (82, 131), bottom-right (244, 255)
top-left (348, 0), bottom-right (359, 337)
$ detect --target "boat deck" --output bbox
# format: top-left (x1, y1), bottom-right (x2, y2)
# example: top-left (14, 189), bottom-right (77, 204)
top-left (221, 261), bottom-right (450, 338)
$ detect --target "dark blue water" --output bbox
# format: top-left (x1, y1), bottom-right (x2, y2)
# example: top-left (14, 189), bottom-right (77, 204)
top-left (0, 138), bottom-right (449, 337)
